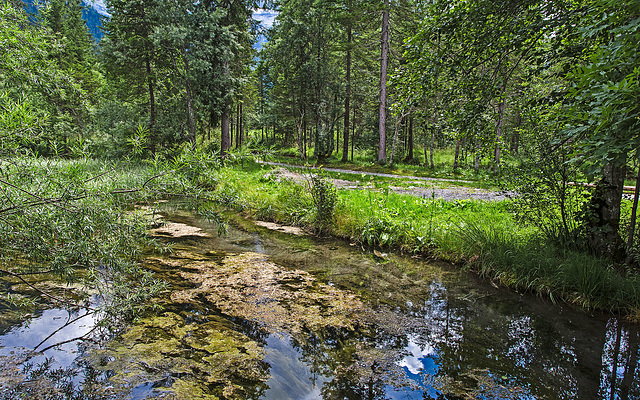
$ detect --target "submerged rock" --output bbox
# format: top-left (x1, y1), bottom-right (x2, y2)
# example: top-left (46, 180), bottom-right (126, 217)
top-left (172, 252), bottom-right (365, 335)
top-left (150, 222), bottom-right (210, 238)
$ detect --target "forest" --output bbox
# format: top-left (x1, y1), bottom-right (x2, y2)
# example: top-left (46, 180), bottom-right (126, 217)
top-left (1, 0), bottom-right (640, 398)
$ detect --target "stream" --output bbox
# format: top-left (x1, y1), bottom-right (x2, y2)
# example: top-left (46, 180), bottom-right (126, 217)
top-left (1, 210), bottom-right (639, 399)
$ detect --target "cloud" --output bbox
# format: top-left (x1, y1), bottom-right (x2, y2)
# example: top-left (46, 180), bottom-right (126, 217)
top-left (84, 0), bottom-right (109, 16)
top-left (253, 8), bottom-right (278, 29)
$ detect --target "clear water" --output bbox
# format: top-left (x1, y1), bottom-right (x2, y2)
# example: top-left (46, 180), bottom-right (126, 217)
top-left (1, 211), bottom-right (639, 399)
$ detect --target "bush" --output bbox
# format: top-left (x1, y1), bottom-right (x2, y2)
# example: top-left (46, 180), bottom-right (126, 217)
top-left (308, 171), bottom-right (337, 232)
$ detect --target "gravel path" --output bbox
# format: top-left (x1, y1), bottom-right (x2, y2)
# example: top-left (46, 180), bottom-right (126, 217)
top-left (260, 161), bottom-right (514, 202)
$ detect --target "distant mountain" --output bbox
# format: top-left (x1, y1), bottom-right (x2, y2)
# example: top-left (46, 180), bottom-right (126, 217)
top-left (81, 2), bottom-right (104, 41)
top-left (22, 0), bottom-right (106, 42)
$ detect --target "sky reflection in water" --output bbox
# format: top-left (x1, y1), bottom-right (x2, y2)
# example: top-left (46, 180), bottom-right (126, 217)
top-left (1, 216), bottom-right (639, 399)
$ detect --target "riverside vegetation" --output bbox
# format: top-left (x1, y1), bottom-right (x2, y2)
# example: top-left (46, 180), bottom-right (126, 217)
top-left (210, 159), bottom-right (640, 319)
top-left (2, 147), bottom-right (639, 337)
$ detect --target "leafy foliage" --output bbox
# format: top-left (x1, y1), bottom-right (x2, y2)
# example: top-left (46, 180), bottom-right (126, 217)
top-left (308, 170), bottom-right (338, 231)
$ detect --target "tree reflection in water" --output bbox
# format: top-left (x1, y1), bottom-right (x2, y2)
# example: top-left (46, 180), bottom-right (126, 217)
top-left (600, 319), bottom-right (640, 400)
top-left (2, 215), bottom-right (640, 400)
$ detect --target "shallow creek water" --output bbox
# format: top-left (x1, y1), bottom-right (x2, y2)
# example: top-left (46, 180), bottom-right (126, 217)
top-left (1, 211), bottom-right (640, 399)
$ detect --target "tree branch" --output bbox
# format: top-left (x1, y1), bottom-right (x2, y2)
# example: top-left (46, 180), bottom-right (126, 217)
top-left (0, 268), bottom-right (95, 311)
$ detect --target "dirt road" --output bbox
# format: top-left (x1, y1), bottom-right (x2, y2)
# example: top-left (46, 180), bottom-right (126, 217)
top-left (260, 161), bottom-right (514, 201)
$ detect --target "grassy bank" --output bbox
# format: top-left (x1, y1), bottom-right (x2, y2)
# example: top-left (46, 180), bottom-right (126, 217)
top-left (211, 163), bottom-right (640, 319)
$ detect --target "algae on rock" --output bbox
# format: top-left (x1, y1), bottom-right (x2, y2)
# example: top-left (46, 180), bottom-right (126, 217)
top-left (91, 311), bottom-right (268, 399)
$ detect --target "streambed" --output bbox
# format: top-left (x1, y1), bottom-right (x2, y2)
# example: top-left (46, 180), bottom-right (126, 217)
top-left (1, 211), bottom-right (639, 399)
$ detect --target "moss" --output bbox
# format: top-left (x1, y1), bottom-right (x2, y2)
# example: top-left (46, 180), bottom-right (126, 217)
top-left (92, 311), bottom-right (268, 399)
top-left (172, 252), bottom-right (365, 335)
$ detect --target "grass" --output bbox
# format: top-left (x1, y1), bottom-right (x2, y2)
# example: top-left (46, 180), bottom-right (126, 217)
top-left (210, 162), bottom-right (640, 319)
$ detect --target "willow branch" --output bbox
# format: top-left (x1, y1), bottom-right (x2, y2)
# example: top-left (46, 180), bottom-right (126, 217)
top-left (0, 268), bottom-right (95, 311)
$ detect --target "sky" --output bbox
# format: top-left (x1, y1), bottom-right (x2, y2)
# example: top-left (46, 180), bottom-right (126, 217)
top-left (253, 8), bottom-right (278, 29)
top-left (85, 0), bottom-right (109, 16)
top-left (86, 0), bottom-right (278, 27)
top-left (84, 1), bottom-right (277, 48)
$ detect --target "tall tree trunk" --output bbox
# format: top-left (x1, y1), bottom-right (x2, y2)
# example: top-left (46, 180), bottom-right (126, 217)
top-left (296, 107), bottom-right (306, 161)
top-left (342, 25), bottom-right (352, 163)
top-left (494, 98), bottom-right (505, 174)
top-left (181, 48), bottom-right (196, 145)
top-left (221, 109), bottom-right (230, 157)
top-left (430, 95), bottom-right (438, 169)
top-left (230, 110), bottom-right (234, 148)
top-left (389, 108), bottom-right (412, 166)
top-left (423, 122), bottom-right (429, 167)
top-left (627, 164), bottom-right (640, 258)
top-left (145, 56), bottom-right (156, 154)
top-left (429, 129), bottom-right (435, 169)
top-left (235, 103), bottom-right (240, 148)
top-left (586, 162), bottom-right (626, 260)
top-left (453, 139), bottom-right (461, 171)
top-left (351, 105), bottom-right (356, 162)
top-left (303, 119), bottom-right (307, 161)
top-left (474, 140), bottom-right (481, 173)
top-left (405, 116), bottom-right (414, 162)
top-left (511, 113), bottom-right (521, 154)
top-left (377, 0), bottom-right (389, 165)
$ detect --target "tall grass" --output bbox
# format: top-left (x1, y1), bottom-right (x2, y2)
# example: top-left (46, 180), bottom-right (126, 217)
top-left (450, 221), bottom-right (640, 314)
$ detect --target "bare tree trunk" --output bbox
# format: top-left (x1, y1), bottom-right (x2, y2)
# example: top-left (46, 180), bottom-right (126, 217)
top-left (238, 102), bottom-right (244, 148)
top-left (221, 106), bottom-right (230, 157)
top-left (423, 122), bottom-right (429, 167)
top-left (494, 98), bottom-right (505, 174)
top-left (511, 113), bottom-right (521, 154)
top-left (453, 139), bottom-right (461, 171)
top-left (405, 116), bottom-right (414, 162)
top-left (351, 106), bottom-right (356, 162)
top-left (474, 140), bottom-right (481, 173)
top-left (377, 0), bottom-right (389, 165)
top-left (296, 107), bottom-right (306, 161)
top-left (389, 107), bottom-right (413, 167)
top-left (303, 119), bottom-right (308, 161)
top-left (342, 25), bottom-right (352, 162)
top-left (430, 95), bottom-right (438, 169)
top-left (220, 55), bottom-right (231, 156)
top-left (236, 106), bottom-right (240, 147)
top-left (626, 163), bottom-right (640, 258)
top-left (429, 130), bottom-right (435, 169)
top-left (230, 110), bottom-right (234, 148)
top-left (145, 56), bottom-right (156, 154)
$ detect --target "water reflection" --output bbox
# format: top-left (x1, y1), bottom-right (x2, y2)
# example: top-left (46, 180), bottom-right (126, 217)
top-left (1, 213), bottom-right (640, 400)
top-left (0, 306), bottom-right (97, 368)
top-left (599, 319), bottom-right (640, 400)
top-left (262, 333), bottom-right (328, 400)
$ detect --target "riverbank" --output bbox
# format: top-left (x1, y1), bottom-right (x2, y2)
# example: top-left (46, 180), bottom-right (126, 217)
top-left (211, 164), bottom-right (640, 320)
